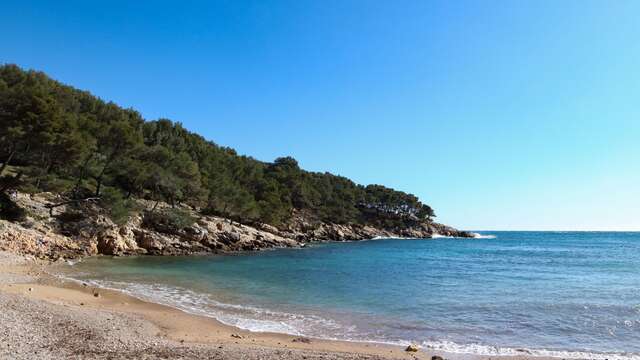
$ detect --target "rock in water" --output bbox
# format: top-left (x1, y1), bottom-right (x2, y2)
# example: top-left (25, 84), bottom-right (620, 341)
top-left (405, 344), bottom-right (419, 352)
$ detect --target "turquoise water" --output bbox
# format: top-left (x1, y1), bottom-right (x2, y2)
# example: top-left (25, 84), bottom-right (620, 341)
top-left (61, 232), bottom-right (640, 359)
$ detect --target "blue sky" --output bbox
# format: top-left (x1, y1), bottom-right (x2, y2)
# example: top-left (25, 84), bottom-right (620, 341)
top-left (2, 0), bottom-right (639, 230)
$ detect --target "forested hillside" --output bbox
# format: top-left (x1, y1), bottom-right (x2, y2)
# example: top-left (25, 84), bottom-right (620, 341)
top-left (0, 64), bottom-right (435, 229)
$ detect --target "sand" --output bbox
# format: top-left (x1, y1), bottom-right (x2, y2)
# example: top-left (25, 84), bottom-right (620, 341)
top-left (0, 251), bottom-right (550, 360)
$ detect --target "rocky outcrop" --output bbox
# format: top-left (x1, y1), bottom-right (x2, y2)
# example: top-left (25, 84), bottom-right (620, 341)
top-left (0, 192), bottom-right (473, 260)
top-left (0, 219), bottom-right (92, 260)
top-left (130, 216), bottom-right (301, 256)
top-left (275, 211), bottom-right (473, 242)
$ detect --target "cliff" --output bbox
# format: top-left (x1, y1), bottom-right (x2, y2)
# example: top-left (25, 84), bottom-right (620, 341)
top-left (0, 192), bottom-right (473, 260)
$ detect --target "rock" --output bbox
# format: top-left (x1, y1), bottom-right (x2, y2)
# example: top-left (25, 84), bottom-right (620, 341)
top-left (28, 287), bottom-right (33, 292)
top-left (405, 344), bottom-right (419, 352)
top-left (93, 292), bottom-right (100, 298)
top-left (432, 356), bottom-right (444, 360)
top-left (230, 334), bottom-right (243, 339)
top-left (96, 217), bottom-right (142, 255)
top-left (259, 223), bottom-right (280, 234)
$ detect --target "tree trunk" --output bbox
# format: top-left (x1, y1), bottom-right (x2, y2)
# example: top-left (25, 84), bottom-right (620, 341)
top-left (0, 147), bottom-right (17, 176)
top-left (95, 153), bottom-right (116, 196)
top-left (94, 164), bottom-right (109, 197)
top-left (74, 153), bottom-right (94, 195)
top-left (95, 177), bottom-right (103, 197)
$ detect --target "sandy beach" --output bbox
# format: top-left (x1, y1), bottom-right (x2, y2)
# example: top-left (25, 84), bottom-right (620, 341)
top-left (0, 251), bottom-right (552, 360)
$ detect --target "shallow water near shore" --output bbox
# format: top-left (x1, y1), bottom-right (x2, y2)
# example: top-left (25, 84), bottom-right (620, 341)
top-left (57, 232), bottom-right (640, 359)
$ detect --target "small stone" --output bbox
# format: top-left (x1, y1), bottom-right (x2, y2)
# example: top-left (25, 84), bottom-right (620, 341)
top-left (432, 356), bottom-right (444, 360)
top-left (230, 333), bottom-right (243, 339)
top-left (93, 292), bottom-right (100, 298)
top-left (292, 337), bottom-right (312, 344)
top-left (405, 344), bottom-right (419, 352)
top-left (28, 287), bottom-right (33, 292)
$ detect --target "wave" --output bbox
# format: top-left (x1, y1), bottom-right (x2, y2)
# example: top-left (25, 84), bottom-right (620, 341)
top-left (422, 341), bottom-right (640, 360)
top-left (432, 233), bottom-right (495, 239)
top-left (430, 233), bottom-right (453, 239)
top-left (370, 236), bottom-right (397, 240)
top-left (56, 275), bottom-right (342, 336)
top-left (54, 271), bottom-right (640, 360)
top-left (471, 232), bottom-right (497, 239)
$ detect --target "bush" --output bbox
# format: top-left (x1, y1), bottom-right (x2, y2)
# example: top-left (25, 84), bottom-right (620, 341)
top-left (37, 176), bottom-right (74, 194)
top-left (100, 187), bottom-right (139, 225)
top-left (143, 208), bottom-right (195, 234)
top-left (0, 193), bottom-right (26, 222)
top-left (56, 209), bottom-right (85, 223)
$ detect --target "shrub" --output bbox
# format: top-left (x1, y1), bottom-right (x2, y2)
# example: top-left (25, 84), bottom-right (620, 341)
top-left (100, 187), bottom-right (139, 225)
top-left (56, 209), bottom-right (85, 223)
top-left (143, 208), bottom-right (195, 234)
top-left (0, 193), bottom-right (26, 222)
top-left (38, 176), bottom-right (74, 194)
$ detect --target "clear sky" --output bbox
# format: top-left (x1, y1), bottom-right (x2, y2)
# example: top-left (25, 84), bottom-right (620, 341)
top-left (2, 0), bottom-right (639, 230)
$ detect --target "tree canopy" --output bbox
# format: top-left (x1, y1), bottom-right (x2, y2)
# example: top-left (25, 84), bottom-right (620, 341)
top-left (0, 64), bottom-right (436, 228)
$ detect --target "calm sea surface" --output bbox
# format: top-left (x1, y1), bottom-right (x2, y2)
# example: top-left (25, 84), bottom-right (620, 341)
top-left (58, 232), bottom-right (640, 359)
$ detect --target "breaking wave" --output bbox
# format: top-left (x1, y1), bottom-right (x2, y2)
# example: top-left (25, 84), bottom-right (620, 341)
top-left (422, 341), bottom-right (640, 360)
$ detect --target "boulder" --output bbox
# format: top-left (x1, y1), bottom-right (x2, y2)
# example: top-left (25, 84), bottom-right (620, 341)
top-left (95, 216), bottom-right (142, 255)
top-left (259, 223), bottom-right (280, 234)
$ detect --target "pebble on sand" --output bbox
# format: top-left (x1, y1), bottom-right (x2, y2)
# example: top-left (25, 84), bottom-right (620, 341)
top-left (405, 344), bottom-right (419, 352)
top-left (292, 337), bottom-right (312, 344)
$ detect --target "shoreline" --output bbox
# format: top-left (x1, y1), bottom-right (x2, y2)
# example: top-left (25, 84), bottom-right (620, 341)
top-left (0, 250), bottom-right (613, 360)
top-left (0, 251), bottom-right (460, 359)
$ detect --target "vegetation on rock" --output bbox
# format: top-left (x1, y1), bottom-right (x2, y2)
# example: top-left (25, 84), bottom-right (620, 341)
top-left (0, 64), bottom-right (436, 230)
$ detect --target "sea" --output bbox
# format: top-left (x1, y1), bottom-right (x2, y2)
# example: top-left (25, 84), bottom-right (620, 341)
top-left (56, 232), bottom-right (640, 359)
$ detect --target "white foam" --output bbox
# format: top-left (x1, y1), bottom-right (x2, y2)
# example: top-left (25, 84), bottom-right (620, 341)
top-left (431, 233), bottom-right (453, 239)
top-left (422, 341), bottom-right (640, 360)
top-left (53, 269), bottom-right (639, 360)
top-left (64, 277), bottom-right (342, 337)
top-left (471, 233), bottom-right (497, 239)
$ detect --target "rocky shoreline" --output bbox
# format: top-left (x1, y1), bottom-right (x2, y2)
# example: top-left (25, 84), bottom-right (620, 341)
top-left (0, 192), bottom-right (473, 260)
